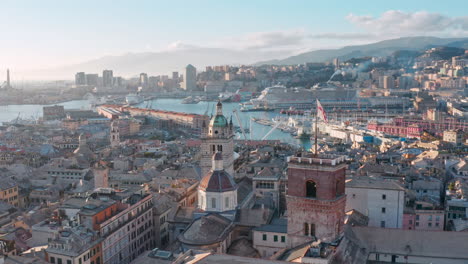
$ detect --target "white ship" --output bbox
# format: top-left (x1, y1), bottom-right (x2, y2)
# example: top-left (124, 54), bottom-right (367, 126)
top-left (125, 93), bottom-right (144, 105)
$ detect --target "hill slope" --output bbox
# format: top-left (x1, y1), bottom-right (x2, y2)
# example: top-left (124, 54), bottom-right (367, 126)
top-left (255, 36), bottom-right (468, 65)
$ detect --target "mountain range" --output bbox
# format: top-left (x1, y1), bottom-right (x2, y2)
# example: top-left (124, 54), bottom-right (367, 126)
top-left (254, 36), bottom-right (468, 65)
top-left (29, 36), bottom-right (468, 79)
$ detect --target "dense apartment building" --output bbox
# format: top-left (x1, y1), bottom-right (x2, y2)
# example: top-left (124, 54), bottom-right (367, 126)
top-left (0, 179), bottom-right (19, 207)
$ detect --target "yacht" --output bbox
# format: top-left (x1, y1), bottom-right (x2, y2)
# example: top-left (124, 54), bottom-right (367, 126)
top-left (126, 93), bottom-right (144, 105)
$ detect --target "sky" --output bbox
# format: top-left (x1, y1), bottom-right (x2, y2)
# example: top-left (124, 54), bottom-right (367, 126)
top-left (1, 0), bottom-right (467, 77)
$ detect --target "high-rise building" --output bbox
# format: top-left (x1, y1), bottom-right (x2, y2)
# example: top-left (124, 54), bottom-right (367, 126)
top-left (333, 58), bottom-right (339, 68)
top-left (75, 72), bottom-right (86, 86)
top-left (286, 153), bottom-right (346, 247)
top-left (172, 71), bottom-right (179, 80)
top-left (200, 101), bottom-right (234, 176)
top-left (139, 73), bottom-right (148, 87)
top-left (86, 74), bottom-right (99, 86)
top-left (182, 64), bottom-right (197, 91)
top-left (6, 69), bottom-right (11, 88)
top-left (102, 70), bottom-right (113, 87)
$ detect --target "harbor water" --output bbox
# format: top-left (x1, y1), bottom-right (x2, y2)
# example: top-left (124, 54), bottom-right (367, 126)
top-left (0, 98), bottom-right (312, 149)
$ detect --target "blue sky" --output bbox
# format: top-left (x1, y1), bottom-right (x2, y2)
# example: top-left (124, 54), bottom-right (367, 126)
top-left (1, 0), bottom-right (467, 71)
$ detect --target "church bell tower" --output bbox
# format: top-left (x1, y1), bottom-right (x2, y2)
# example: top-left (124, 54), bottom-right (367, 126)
top-left (200, 101), bottom-right (234, 176)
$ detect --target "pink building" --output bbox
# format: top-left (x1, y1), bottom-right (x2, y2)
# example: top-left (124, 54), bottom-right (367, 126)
top-left (403, 208), bottom-right (444, 231)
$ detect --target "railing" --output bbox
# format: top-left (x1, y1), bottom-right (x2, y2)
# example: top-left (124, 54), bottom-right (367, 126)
top-left (287, 154), bottom-right (346, 166)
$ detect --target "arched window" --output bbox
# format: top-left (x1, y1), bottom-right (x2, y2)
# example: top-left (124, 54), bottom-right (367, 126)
top-left (306, 181), bottom-right (317, 198)
top-left (310, 223), bottom-right (316, 237)
top-left (304, 223), bottom-right (309, 236)
top-left (217, 145), bottom-right (223, 152)
top-left (212, 145), bottom-right (216, 153)
top-left (211, 198), bottom-right (216, 209)
top-left (225, 197), bottom-right (229, 208)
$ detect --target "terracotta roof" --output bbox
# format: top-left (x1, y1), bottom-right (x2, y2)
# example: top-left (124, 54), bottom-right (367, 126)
top-left (199, 170), bottom-right (236, 192)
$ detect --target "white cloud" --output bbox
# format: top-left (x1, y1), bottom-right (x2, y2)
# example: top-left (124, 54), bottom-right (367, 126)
top-left (346, 10), bottom-right (468, 37)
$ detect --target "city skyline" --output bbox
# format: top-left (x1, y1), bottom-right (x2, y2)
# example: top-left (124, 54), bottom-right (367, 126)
top-left (1, 1), bottom-right (467, 68)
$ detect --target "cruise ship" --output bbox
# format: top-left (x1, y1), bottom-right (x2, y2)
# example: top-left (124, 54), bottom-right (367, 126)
top-left (250, 84), bottom-right (358, 110)
top-left (125, 93), bottom-right (144, 105)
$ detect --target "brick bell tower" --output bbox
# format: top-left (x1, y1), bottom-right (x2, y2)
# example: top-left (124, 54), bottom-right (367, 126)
top-left (286, 153), bottom-right (346, 247)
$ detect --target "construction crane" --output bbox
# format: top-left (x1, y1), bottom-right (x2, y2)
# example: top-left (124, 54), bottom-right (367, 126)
top-left (232, 109), bottom-right (247, 140)
top-left (262, 120), bottom-right (282, 140)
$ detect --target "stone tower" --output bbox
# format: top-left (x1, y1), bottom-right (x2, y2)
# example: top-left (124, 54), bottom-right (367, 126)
top-left (110, 121), bottom-right (120, 148)
top-left (93, 161), bottom-right (109, 189)
top-left (200, 101), bottom-right (234, 176)
top-left (286, 153), bottom-right (346, 247)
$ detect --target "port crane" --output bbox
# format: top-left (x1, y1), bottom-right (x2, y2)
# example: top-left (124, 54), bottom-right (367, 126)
top-left (232, 109), bottom-right (247, 140)
top-left (262, 120), bottom-right (282, 140)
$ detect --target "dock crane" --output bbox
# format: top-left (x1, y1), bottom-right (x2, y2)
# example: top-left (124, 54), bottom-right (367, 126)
top-left (262, 120), bottom-right (282, 140)
top-left (232, 109), bottom-right (247, 140)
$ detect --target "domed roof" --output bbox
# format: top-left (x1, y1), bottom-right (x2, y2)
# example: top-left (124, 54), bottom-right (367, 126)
top-left (199, 170), bottom-right (236, 192)
top-left (209, 114), bottom-right (228, 128)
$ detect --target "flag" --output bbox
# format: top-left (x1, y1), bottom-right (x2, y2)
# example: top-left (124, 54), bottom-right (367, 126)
top-left (316, 99), bottom-right (328, 123)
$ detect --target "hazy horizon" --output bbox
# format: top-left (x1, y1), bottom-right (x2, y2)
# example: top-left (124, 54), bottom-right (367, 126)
top-left (1, 0), bottom-right (468, 80)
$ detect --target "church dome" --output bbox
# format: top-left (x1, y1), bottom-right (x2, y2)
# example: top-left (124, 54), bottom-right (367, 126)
top-left (199, 170), bottom-right (236, 192)
top-left (209, 114), bottom-right (228, 128)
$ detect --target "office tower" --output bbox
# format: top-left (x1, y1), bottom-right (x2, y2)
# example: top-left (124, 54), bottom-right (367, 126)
top-left (139, 73), bottom-right (148, 87)
top-left (85, 74), bottom-right (99, 86)
top-left (182, 64), bottom-right (197, 91)
top-left (75, 72), bottom-right (86, 86)
top-left (6, 69), bottom-right (10, 88)
top-left (102, 70), bottom-right (113, 87)
top-left (172, 71), bottom-right (179, 80)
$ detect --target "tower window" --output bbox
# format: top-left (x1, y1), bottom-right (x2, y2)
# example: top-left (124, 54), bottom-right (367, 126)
top-left (211, 198), bottom-right (216, 209)
top-left (306, 181), bottom-right (317, 198)
top-left (217, 145), bottom-right (223, 151)
top-left (225, 197), bottom-right (229, 208)
top-left (304, 223), bottom-right (309, 236)
top-left (212, 145), bottom-right (216, 153)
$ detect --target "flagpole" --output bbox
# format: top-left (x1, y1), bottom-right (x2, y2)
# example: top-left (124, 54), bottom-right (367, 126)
top-left (315, 100), bottom-right (318, 157)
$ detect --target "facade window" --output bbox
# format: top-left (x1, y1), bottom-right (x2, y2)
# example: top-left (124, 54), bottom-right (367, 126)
top-left (428, 215), bottom-right (432, 221)
top-left (262, 234), bottom-right (267, 241)
top-left (382, 194), bottom-right (386, 200)
top-left (428, 222), bottom-right (432, 227)
top-left (225, 197), bottom-right (229, 208)
top-left (416, 215), bottom-right (420, 220)
top-left (381, 207), bottom-right (386, 213)
top-left (50, 257), bottom-right (55, 264)
top-left (67, 260), bottom-right (72, 264)
top-left (310, 224), bottom-right (316, 236)
top-left (436, 216), bottom-right (440, 221)
top-left (281, 236), bottom-right (286, 243)
top-left (58, 259), bottom-right (63, 264)
top-left (211, 198), bottom-right (216, 209)
top-left (304, 223), bottom-right (309, 236)
top-left (274, 235), bottom-right (278, 242)
top-left (380, 221), bottom-right (385, 228)
top-left (436, 222), bottom-right (439, 227)
top-left (306, 181), bottom-right (317, 198)
top-left (416, 222), bottom-right (419, 227)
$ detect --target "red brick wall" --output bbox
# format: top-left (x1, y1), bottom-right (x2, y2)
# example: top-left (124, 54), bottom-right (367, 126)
top-left (286, 163), bottom-right (346, 246)
top-left (287, 167), bottom-right (345, 200)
